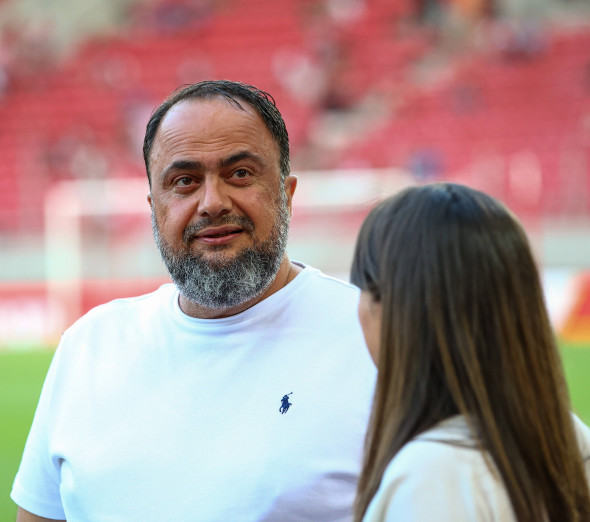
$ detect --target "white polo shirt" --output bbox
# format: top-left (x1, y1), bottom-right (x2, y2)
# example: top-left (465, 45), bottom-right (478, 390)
top-left (12, 265), bottom-right (376, 521)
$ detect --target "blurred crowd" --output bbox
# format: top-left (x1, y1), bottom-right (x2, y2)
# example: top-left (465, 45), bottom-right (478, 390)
top-left (0, 0), bottom-right (588, 231)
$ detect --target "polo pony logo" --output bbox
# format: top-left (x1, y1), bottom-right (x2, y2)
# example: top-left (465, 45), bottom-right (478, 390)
top-left (279, 392), bottom-right (293, 414)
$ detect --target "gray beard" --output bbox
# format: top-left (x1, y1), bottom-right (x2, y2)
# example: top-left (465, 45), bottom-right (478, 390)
top-left (151, 194), bottom-right (290, 310)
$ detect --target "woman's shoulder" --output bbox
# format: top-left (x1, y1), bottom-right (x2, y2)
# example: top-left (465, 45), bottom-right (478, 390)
top-left (572, 414), bottom-right (590, 482)
top-left (364, 416), bottom-right (515, 521)
top-left (573, 414), bottom-right (590, 456)
top-left (391, 416), bottom-right (482, 476)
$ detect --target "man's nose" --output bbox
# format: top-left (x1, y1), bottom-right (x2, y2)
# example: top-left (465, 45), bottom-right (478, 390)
top-left (197, 178), bottom-right (232, 217)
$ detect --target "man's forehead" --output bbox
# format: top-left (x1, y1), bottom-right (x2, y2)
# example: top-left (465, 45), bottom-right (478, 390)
top-left (162, 96), bottom-right (258, 127)
top-left (149, 95), bottom-right (279, 171)
top-left (151, 97), bottom-right (269, 156)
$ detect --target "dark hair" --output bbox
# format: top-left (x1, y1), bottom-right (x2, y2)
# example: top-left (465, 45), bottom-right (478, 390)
top-left (143, 80), bottom-right (290, 185)
top-left (351, 183), bottom-right (590, 522)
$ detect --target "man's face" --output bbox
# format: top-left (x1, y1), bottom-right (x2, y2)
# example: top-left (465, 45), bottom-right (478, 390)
top-left (148, 97), bottom-right (296, 310)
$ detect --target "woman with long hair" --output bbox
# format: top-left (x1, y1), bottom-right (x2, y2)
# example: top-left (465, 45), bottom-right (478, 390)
top-left (351, 183), bottom-right (590, 521)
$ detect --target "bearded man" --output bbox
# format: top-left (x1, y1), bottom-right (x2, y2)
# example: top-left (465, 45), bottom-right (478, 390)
top-left (12, 81), bottom-right (376, 522)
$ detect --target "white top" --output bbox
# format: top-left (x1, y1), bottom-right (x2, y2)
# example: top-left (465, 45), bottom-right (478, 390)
top-left (363, 414), bottom-right (590, 521)
top-left (12, 264), bottom-right (376, 521)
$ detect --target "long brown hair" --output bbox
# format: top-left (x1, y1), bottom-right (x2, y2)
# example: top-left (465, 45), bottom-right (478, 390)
top-left (350, 183), bottom-right (590, 522)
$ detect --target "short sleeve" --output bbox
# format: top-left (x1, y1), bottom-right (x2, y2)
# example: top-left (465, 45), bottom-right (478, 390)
top-left (10, 344), bottom-right (67, 520)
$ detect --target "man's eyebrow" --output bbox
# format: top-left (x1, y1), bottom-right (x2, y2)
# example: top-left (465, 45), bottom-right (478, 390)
top-left (158, 152), bottom-right (266, 182)
top-left (160, 159), bottom-right (205, 180)
top-left (219, 151), bottom-right (266, 169)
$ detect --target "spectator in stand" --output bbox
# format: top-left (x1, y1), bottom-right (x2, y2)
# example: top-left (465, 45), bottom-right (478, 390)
top-left (350, 183), bottom-right (590, 521)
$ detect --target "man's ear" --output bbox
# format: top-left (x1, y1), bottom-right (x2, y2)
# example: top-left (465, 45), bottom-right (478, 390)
top-left (284, 175), bottom-right (297, 217)
top-left (147, 193), bottom-right (152, 207)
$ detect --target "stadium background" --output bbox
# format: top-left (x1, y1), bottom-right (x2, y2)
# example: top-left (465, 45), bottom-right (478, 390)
top-left (1, 0), bottom-right (590, 518)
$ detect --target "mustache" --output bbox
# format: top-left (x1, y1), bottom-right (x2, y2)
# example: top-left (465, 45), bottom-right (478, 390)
top-left (182, 215), bottom-right (255, 244)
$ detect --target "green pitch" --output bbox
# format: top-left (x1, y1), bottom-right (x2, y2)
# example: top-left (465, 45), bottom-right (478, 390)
top-left (1, 344), bottom-right (589, 520)
top-left (1, 349), bottom-right (54, 522)
top-left (560, 343), bottom-right (590, 426)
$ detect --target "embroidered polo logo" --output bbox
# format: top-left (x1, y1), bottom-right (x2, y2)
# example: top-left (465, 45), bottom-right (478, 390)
top-left (279, 393), bottom-right (293, 414)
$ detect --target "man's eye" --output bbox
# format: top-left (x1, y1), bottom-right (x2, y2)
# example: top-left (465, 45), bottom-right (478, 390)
top-left (232, 169), bottom-right (251, 179)
top-left (175, 177), bottom-right (194, 186)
